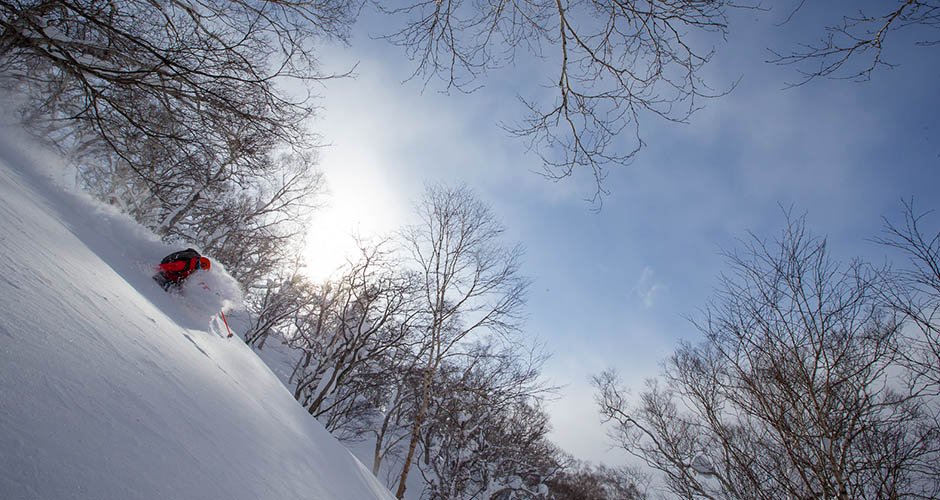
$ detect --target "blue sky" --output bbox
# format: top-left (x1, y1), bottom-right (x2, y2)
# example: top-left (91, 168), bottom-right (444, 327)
top-left (303, 2), bottom-right (940, 464)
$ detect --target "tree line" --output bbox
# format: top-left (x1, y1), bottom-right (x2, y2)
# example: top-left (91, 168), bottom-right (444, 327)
top-left (243, 183), bottom-right (579, 500)
top-left (234, 181), bottom-right (654, 500)
top-left (595, 206), bottom-right (940, 500)
top-left (242, 195), bottom-right (940, 500)
top-left (3, 1), bottom-right (939, 499)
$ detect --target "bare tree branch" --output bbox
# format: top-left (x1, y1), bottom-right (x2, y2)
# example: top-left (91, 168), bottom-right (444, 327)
top-left (769, 0), bottom-right (940, 85)
top-left (373, 0), bottom-right (740, 205)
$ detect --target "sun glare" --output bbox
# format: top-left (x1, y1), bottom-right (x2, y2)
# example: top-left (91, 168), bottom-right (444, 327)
top-left (301, 157), bottom-right (406, 283)
top-left (302, 209), bottom-right (359, 282)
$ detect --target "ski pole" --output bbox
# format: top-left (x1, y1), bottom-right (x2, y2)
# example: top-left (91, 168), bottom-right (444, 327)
top-left (220, 311), bottom-right (234, 338)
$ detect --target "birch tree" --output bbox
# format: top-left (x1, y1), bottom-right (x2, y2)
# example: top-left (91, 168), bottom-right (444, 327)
top-left (594, 215), bottom-right (939, 500)
top-left (394, 183), bottom-right (530, 499)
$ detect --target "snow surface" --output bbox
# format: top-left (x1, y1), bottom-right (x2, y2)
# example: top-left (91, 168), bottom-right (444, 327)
top-left (0, 127), bottom-right (396, 500)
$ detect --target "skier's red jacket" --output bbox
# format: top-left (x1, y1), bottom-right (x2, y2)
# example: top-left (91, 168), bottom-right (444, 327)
top-left (155, 248), bottom-right (210, 288)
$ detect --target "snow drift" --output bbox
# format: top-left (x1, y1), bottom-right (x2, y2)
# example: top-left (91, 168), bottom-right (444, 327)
top-left (0, 126), bottom-right (395, 500)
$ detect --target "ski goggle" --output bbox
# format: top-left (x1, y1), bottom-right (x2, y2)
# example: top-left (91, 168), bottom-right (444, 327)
top-left (199, 257), bottom-right (211, 270)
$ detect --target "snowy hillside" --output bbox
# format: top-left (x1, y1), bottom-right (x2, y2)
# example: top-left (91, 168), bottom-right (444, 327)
top-left (0, 128), bottom-right (395, 500)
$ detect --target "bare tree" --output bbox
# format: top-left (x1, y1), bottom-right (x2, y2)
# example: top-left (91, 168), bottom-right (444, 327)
top-left (365, 349), bottom-right (427, 477)
top-left (0, 0), bottom-right (351, 282)
top-left (171, 153), bottom-right (325, 285)
top-left (374, 0), bottom-right (739, 203)
top-left (394, 183), bottom-right (530, 499)
top-left (243, 260), bottom-right (318, 349)
top-left (0, 0), bottom-right (356, 163)
top-left (876, 200), bottom-right (940, 396)
top-left (242, 248), bottom-right (426, 469)
top-left (546, 460), bottom-right (649, 500)
top-left (594, 215), bottom-right (939, 500)
top-left (285, 240), bottom-right (420, 423)
top-left (416, 341), bottom-right (558, 500)
top-left (770, 0), bottom-right (940, 84)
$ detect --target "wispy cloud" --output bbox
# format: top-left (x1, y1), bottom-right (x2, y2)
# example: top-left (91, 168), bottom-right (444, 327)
top-left (634, 265), bottom-right (664, 309)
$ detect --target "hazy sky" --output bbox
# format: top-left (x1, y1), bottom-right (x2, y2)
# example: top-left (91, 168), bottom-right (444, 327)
top-left (303, 2), bottom-right (940, 464)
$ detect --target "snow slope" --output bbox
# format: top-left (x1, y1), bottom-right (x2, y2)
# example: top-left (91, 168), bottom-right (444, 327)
top-left (0, 128), bottom-right (396, 500)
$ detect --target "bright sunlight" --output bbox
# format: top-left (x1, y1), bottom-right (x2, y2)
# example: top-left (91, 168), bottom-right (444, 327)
top-left (302, 147), bottom-right (408, 282)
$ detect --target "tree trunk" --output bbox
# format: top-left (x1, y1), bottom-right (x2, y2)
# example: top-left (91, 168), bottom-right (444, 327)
top-left (395, 356), bottom-right (435, 499)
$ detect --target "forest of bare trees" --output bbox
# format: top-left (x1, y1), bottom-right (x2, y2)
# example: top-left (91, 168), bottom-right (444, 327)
top-left (242, 199), bottom-right (940, 499)
top-left (594, 210), bottom-right (940, 500)
top-left (3, 1), bottom-right (940, 499)
top-left (243, 184), bottom-right (568, 499)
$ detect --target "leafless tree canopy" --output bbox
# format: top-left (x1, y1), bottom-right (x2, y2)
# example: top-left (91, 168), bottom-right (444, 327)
top-left (770, 0), bottom-right (940, 84)
top-left (876, 200), bottom-right (940, 397)
top-left (4, 1), bottom-right (937, 213)
top-left (375, 0), bottom-right (737, 202)
top-left (0, 0), bottom-right (356, 165)
top-left (0, 0), bottom-right (354, 280)
top-left (395, 183), bottom-right (532, 498)
top-left (371, 1), bottom-right (940, 200)
top-left (546, 460), bottom-right (650, 500)
top-left (594, 215), bottom-right (940, 500)
top-left (240, 187), bottom-right (561, 499)
top-left (417, 341), bottom-right (559, 500)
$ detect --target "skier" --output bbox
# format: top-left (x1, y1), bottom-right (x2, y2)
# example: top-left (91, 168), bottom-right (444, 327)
top-left (154, 248), bottom-right (211, 290)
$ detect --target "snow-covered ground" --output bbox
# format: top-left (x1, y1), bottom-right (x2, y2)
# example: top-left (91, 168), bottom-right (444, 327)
top-left (0, 127), bottom-right (395, 500)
